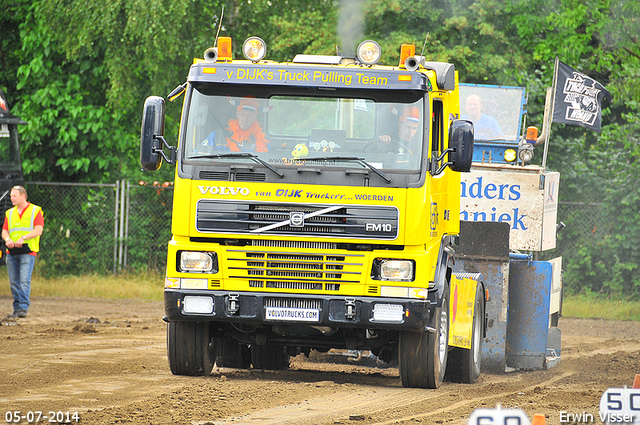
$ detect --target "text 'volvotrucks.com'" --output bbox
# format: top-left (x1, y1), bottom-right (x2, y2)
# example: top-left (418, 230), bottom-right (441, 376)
top-left (140, 36), bottom-right (487, 389)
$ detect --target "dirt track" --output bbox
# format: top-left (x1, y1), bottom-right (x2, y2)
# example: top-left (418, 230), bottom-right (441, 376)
top-left (1, 296), bottom-right (639, 425)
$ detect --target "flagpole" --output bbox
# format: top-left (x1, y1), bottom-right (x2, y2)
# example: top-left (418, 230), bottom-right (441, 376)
top-left (542, 57), bottom-right (559, 170)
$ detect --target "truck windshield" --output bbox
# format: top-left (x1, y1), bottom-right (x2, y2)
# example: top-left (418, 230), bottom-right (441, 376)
top-left (182, 85), bottom-right (424, 172)
top-left (459, 84), bottom-right (525, 142)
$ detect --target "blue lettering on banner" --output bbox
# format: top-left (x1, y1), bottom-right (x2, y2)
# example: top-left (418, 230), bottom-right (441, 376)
top-left (461, 177), bottom-right (521, 201)
top-left (460, 208), bottom-right (528, 230)
top-left (461, 176), bottom-right (528, 230)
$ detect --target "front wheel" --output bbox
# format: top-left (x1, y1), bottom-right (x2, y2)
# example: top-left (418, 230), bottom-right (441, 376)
top-left (167, 321), bottom-right (216, 376)
top-left (399, 285), bottom-right (449, 388)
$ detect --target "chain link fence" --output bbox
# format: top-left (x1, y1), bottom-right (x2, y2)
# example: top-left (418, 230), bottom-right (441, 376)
top-left (22, 182), bottom-right (610, 280)
top-left (26, 181), bottom-right (172, 277)
top-left (537, 201), bottom-right (610, 263)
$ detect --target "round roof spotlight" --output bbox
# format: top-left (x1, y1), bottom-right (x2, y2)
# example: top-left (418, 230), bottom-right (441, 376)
top-left (357, 40), bottom-right (382, 66)
top-left (243, 37), bottom-right (267, 62)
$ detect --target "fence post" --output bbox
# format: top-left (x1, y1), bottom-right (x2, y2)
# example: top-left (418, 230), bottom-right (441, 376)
top-left (118, 178), bottom-right (126, 273)
top-left (124, 180), bottom-right (130, 268)
top-left (113, 180), bottom-right (120, 275)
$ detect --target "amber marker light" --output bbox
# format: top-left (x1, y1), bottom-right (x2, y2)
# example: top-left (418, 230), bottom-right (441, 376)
top-left (398, 75), bottom-right (412, 82)
top-left (399, 44), bottom-right (415, 68)
top-left (526, 126), bottom-right (539, 143)
top-left (217, 37), bottom-right (233, 61)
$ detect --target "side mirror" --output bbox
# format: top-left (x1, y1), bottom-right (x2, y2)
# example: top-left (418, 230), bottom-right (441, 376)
top-left (140, 96), bottom-right (166, 171)
top-left (449, 119), bottom-right (474, 172)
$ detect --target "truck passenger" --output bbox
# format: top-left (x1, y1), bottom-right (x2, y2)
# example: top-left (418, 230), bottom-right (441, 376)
top-left (462, 94), bottom-right (503, 140)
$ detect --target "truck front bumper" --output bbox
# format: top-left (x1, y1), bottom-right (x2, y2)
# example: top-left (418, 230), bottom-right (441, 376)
top-left (164, 289), bottom-right (436, 333)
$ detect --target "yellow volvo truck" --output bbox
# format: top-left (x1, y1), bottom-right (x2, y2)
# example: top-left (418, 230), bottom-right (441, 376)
top-left (140, 36), bottom-right (485, 388)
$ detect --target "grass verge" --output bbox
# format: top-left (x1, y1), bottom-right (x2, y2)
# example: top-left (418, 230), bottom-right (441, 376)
top-left (0, 270), bottom-right (164, 301)
top-left (562, 294), bottom-right (640, 321)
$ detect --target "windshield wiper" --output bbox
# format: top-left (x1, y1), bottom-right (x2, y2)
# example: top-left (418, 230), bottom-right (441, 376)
top-left (302, 156), bottom-right (391, 183)
top-left (189, 152), bottom-right (284, 179)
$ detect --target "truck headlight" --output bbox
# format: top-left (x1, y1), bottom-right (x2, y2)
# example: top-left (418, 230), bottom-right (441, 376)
top-left (179, 251), bottom-right (218, 273)
top-left (372, 259), bottom-right (415, 281)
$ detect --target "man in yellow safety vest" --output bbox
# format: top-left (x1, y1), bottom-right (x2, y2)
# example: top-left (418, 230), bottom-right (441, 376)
top-left (2, 185), bottom-right (44, 319)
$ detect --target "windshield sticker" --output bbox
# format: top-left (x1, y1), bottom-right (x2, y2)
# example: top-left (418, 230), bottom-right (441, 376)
top-left (250, 188), bottom-right (394, 202)
top-left (195, 185), bottom-right (395, 202)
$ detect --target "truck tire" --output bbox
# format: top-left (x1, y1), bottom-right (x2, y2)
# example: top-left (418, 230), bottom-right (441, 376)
top-left (251, 344), bottom-right (290, 370)
top-left (446, 283), bottom-right (483, 383)
top-left (167, 321), bottom-right (216, 376)
top-left (217, 335), bottom-right (251, 369)
top-left (399, 283), bottom-right (449, 388)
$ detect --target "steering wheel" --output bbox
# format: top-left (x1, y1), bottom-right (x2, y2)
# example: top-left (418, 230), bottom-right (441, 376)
top-left (362, 139), bottom-right (412, 154)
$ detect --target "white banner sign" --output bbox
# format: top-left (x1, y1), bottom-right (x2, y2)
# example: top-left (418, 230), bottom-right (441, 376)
top-left (461, 166), bottom-right (559, 251)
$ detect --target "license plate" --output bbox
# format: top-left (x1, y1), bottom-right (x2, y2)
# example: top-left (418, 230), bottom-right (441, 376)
top-left (265, 307), bottom-right (320, 322)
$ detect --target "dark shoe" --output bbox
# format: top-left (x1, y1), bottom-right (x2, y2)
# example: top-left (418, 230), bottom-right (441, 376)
top-left (6, 312), bottom-right (19, 319)
top-left (16, 311), bottom-right (28, 318)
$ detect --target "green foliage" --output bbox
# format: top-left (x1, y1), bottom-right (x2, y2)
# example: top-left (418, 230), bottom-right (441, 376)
top-left (13, 8), bottom-right (136, 182)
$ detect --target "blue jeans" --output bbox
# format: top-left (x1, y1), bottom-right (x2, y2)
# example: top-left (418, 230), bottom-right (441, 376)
top-left (6, 253), bottom-right (36, 313)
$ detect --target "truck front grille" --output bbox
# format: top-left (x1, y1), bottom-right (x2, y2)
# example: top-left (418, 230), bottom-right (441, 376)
top-left (196, 200), bottom-right (398, 240)
top-left (264, 298), bottom-right (323, 310)
top-left (226, 248), bottom-right (365, 291)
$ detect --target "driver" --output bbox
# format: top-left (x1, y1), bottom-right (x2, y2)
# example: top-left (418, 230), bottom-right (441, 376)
top-left (197, 96), bottom-right (269, 153)
top-left (370, 106), bottom-right (420, 154)
top-left (226, 96), bottom-right (269, 152)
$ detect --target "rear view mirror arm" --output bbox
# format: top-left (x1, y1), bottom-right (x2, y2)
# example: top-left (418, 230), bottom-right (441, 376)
top-left (431, 148), bottom-right (454, 175)
top-left (153, 135), bottom-right (177, 164)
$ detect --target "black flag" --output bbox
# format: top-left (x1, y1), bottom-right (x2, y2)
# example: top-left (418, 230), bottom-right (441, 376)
top-left (552, 60), bottom-right (612, 131)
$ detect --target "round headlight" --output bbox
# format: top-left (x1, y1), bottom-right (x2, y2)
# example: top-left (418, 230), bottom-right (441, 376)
top-left (357, 40), bottom-right (382, 65)
top-left (242, 36), bottom-right (267, 62)
top-left (504, 148), bottom-right (517, 162)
